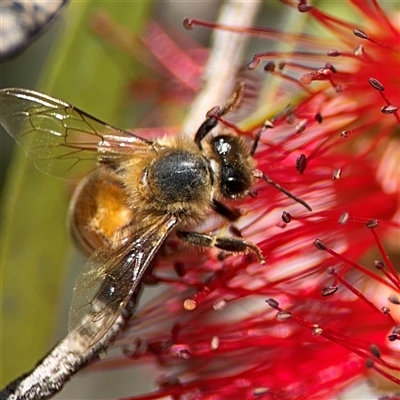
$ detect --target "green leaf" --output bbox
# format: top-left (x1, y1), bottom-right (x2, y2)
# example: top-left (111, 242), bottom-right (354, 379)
top-left (1, 1), bottom-right (152, 385)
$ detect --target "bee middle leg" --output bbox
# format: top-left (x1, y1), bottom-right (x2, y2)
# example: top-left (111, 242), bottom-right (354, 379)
top-left (177, 230), bottom-right (265, 264)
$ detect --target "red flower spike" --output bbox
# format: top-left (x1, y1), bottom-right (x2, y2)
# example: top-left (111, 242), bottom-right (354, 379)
top-left (265, 297), bottom-right (400, 384)
top-left (85, 1), bottom-right (400, 399)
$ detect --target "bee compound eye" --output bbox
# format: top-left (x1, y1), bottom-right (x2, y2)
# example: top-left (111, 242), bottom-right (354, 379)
top-left (221, 164), bottom-right (249, 198)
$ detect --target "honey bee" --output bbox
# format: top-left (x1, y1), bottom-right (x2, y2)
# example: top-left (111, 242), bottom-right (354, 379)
top-left (0, 87), bottom-right (268, 351)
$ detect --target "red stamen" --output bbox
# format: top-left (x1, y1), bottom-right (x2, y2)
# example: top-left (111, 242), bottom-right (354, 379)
top-left (266, 298), bottom-right (400, 385)
top-left (365, 359), bottom-right (400, 385)
top-left (353, 28), bottom-right (400, 53)
top-left (184, 17), bottom-right (332, 49)
top-left (370, 0), bottom-right (400, 36)
top-left (368, 223), bottom-right (400, 286)
top-left (327, 267), bottom-right (396, 324)
top-left (314, 239), bottom-right (397, 290)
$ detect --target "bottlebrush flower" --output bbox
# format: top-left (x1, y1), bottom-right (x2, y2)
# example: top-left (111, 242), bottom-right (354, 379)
top-left (88, 1), bottom-right (399, 399)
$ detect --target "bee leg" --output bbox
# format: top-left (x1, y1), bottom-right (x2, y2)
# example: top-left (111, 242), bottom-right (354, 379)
top-left (211, 199), bottom-right (241, 222)
top-left (177, 231), bottom-right (265, 264)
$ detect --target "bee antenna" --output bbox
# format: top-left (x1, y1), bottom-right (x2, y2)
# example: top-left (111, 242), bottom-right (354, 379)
top-left (194, 82), bottom-right (246, 149)
top-left (219, 81), bottom-right (245, 116)
top-left (262, 173), bottom-right (312, 211)
top-left (194, 116), bottom-right (218, 149)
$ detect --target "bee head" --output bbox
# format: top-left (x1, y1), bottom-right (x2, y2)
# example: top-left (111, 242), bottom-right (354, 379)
top-left (210, 133), bottom-right (255, 199)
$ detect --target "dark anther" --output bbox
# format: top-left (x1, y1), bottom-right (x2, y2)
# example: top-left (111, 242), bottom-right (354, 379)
top-left (282, 211), bottom-right (292, 223)
top-left (370, 344), bottom-right (381, 358)
top-left (388, 334), bottom-right (398, 341)
top-left (388, 294), bottom-right (400, 305)
top-left (296, 119), bottom-right (307, 133)
top-left (183, 18), bottom-right (193, 30)
top-left (297, 1), bottom-right (312, 12)
top-left (381, 306), bottom-right (390, 314)
top-left (341, 130), bottom-right (349, 138)
top-left (264, 61), bottom-right (276, 72)
top-left (322, 286), bottom-right (338, 296)
top-left (393, 325), bottom-right (400, 334)
top-left (327, 49), bottom-right (341, 57)
top-left (381, 105), bottom-right (398, 114)
top-left (315, 113), bottom-right (323, 123)
top-left (278, 61), bottom-right (286, 70)
top-left (276, 311), bottom-right (293, 320)
top-left (265, 298), bottom-right (279, 309)
top-left (366, 219), bottom-right (378, 228)
top-left (353, 28), bottom-right (368, 39)
top-left (369, 78), bottom-right (385, 91)
top-left (374, 260), bottom-right (384, 270)
top-left (314, 239), bottom-right (326, 250)
top-left (296, 153), bottom-right (307, 174)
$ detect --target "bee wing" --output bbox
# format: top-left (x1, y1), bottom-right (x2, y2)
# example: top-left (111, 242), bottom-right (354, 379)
top-left (0, 88), bottom-right (153, 179)
top-left (69, 214), bottom-right (178, 350)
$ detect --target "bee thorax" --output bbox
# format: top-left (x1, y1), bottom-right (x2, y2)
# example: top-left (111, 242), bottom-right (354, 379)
top-left (147, 150), bottom-right (211, 205)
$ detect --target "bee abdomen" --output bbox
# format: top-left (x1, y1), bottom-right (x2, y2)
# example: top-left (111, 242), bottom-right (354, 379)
top-left (68, 170), bottom-right (134, 256)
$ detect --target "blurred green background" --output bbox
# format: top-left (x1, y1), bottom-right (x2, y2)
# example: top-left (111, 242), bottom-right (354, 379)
top-left (0, 0), bottom-right (153, 392)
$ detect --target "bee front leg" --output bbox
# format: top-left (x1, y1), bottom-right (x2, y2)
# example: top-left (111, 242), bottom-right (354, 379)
top-left (177, 231), bottom-right (265, 264)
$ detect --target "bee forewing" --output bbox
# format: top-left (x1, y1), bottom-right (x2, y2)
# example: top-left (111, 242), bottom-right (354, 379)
top-left (68, 214), bottom-right (178, 350)
top-left (0, 88), bottom-right (153, 179)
